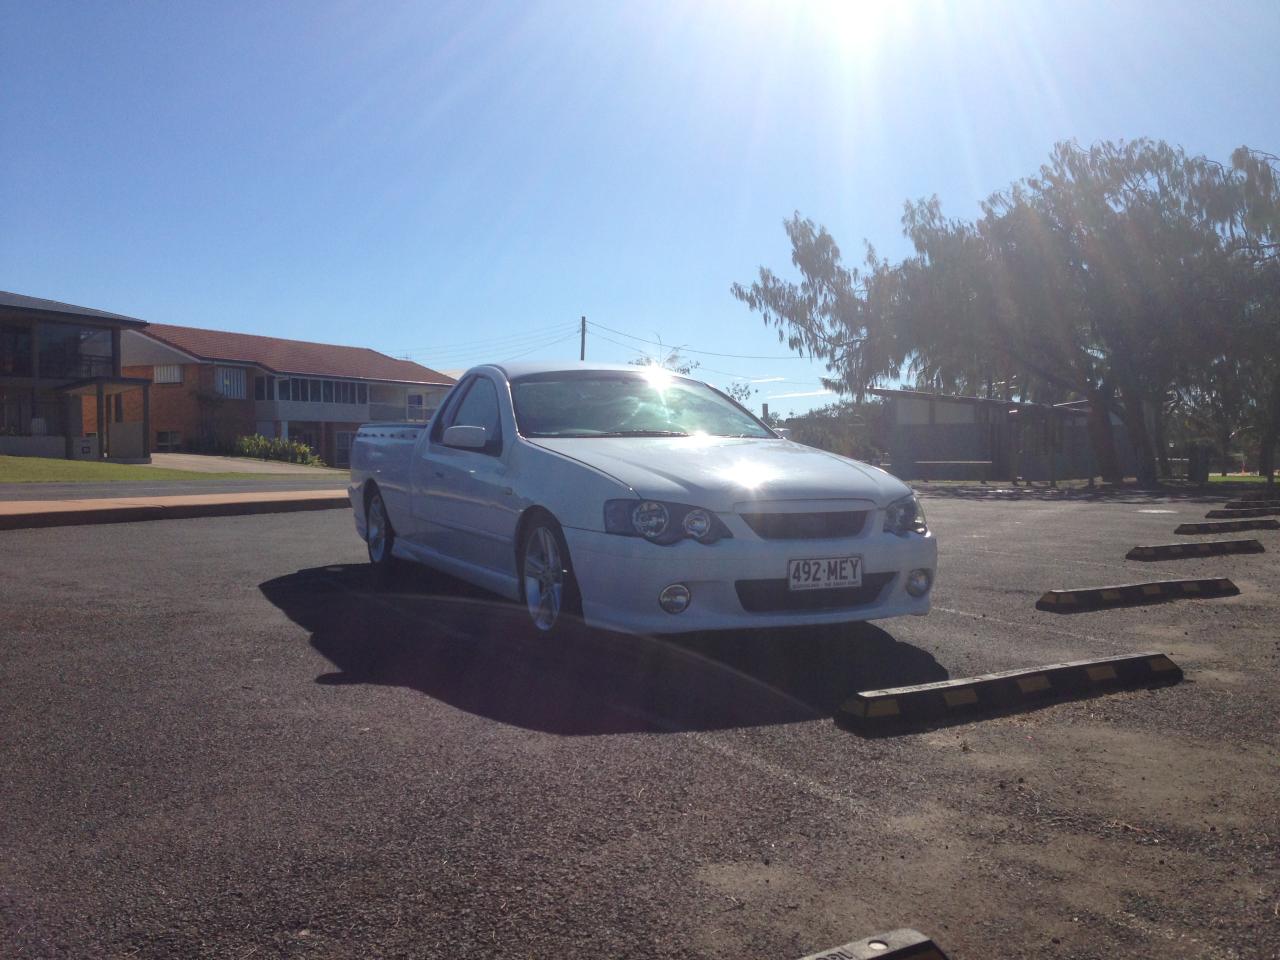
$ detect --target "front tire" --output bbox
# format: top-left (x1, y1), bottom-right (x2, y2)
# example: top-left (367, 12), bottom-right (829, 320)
top-left (519, 515), bottom-right (582, 638)
top-left (366, 489), bottom-right (397, 571)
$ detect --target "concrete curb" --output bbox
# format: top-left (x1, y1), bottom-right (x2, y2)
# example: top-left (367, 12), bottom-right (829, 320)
top-left (0, 490), bottom-right (350, 531)
top-left (798, 928), bottom-right (949, 960)
top-left (1175, 518), bottom-right (1280, 535)
top-left (836, 653), bottom-right (1182, 733)
top-left (1036, 578), bottom-right (1238, 611)
top-left (1225, 498), bottom-right (1280, 509)
top-left (1126, 539), bottom-right (1265, 561)
top-left (1205, 507), bottom-right (1276, 519)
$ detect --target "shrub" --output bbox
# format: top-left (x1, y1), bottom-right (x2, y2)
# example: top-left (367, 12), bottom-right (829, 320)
top-left (233, 434), bottom-right (325, 466)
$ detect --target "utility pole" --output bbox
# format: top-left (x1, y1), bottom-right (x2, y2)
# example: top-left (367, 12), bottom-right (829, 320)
top-left (579, 316), bottom-right (586, 361)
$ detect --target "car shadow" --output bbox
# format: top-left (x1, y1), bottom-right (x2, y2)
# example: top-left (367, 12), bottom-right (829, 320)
top-left (258, 562), bottom-right (949, 736)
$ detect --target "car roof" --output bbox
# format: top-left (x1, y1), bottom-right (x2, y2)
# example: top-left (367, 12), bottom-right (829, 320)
top-left (482, 361), bottom-right (696, 381)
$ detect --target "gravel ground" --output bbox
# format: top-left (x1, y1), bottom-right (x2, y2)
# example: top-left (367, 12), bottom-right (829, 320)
top-left (1, 495), bottom-right (1276, 959)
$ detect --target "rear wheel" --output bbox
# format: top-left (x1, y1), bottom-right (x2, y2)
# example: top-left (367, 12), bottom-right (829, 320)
top-left (520, 515), bottom-right (581, 638)
top-left (366, 489), bottom-right (397, 570)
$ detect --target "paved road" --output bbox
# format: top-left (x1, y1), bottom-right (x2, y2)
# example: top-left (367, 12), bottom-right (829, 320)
top-left (2, 497), bottom-right (1276, 959)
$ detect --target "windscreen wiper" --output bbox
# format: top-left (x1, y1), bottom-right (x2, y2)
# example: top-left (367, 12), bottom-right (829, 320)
top-left (601, 430), bottom-right (690, 437)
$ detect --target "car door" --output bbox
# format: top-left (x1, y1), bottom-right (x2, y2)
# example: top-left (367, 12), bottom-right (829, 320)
top-left (411, 373), bottom-right (520, 577)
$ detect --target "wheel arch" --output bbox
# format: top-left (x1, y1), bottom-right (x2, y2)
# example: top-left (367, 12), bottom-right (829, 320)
top-left (513, 505), bottom-right (558, 582)
top-left (361, 479), bottom-right (393, 537)
top-left (361, 478), bottom-right (381, 513)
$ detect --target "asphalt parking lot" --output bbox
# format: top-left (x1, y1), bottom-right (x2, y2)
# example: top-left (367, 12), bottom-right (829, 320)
top-left (2, 493), bottom-right (1277, 959)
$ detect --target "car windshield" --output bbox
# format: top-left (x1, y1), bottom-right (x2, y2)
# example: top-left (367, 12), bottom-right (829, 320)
top-left (510, 370), bottom-right (774, 439)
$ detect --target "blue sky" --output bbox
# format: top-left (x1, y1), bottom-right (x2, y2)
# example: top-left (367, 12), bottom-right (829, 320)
top-left (3, 1), bottom-right (1278, 414)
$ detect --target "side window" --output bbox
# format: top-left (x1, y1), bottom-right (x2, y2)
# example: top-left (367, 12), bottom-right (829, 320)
top-left (439, 377), bottom-right (503, 455)
top-left (430, 377), bottom-right (472, 443)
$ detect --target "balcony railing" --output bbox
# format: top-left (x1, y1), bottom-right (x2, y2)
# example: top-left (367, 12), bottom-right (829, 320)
top-left (40, 355), bottom-right (115, 380)
top-left (371, 404), bottom-right (433, 422)
top-left (1, 397), bottom-right (69, 436)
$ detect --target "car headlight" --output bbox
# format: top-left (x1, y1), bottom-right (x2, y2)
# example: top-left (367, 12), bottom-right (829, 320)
top-left (883, 494), bottom-right (928, 536)
top-left (603, 500), bottom-right (732, 544)
top-left (631, 501), bottom-right (669, 539)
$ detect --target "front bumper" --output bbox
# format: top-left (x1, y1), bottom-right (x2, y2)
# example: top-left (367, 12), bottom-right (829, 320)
top-left (562, 525), bottom-right (937, 635)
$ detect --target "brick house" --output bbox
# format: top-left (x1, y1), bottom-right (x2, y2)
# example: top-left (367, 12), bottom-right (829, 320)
top-left (119, 324), bottom-right (453, 467)
top-left (1, 291), bottom-right (152, 461)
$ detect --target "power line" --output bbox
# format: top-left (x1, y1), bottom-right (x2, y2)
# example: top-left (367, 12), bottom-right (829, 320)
top-left (587, 332), bottom-right (656, 358)
top-left (403, 330), bottom-right (582, 366)
top-left (500, 330), bottom-right (582, 362)
top-left (587, 334), bottom-right (829, 389)
top-left (406, 328), bottom-right (580, 361)
top-left (396, 322), bottom-right (579, 360)
top-left (398, 321), bottom-right (578, 355)
top-left (586, 320), bottom-right (814, 360)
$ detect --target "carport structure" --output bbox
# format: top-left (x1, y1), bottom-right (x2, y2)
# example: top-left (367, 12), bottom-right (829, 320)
top-left (58, 375), bottom-right (152, 461)
top-left (0, 290), bottom-right (154, 462)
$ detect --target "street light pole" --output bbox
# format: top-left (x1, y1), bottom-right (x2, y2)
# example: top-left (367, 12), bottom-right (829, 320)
top-left (580, 316), bottom-right (586, 361)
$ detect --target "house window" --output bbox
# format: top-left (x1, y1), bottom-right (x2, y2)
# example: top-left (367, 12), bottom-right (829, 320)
top-left (278, 378), bottom-right (289, 400)
top-left (254, 376), bottom-right (267, 401)
top-left (213, 366), bottom-right (247, 399)
top-left (154, 364), bottom-right (183, 384)
top-left (155, 430), bottom-right (181, 452)
top-left (38, 324), bottom-right (113, 378)
top-left (357, 383), bottom-right (368, 404)
top-left (323, 380), bottom-right (334, 403)
top-left (290, 377), bottom-right (304, 401)
top-left (1, 324), bottom-right (34, 376)
top-left (309, 379), bottom-right (322, 402)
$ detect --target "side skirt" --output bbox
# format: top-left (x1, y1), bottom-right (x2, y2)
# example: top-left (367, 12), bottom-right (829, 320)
top-left (391, 539), bottom-right (522, 601)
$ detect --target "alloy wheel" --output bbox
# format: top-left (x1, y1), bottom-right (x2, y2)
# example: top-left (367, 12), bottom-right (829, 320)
top-left (367, 494), bottom-right (388, 562)
top-left (523, 525), bottom-right (564, 632)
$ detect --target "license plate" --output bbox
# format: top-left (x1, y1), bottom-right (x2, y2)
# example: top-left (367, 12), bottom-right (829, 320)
top-left (787, 556), bottom-right (862, 591)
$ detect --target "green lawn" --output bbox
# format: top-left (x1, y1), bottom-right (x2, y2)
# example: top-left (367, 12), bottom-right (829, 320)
top-left (0, 455), bottom-right (263, 484)
top-left (1207, 474), bottom-right (1274, 485)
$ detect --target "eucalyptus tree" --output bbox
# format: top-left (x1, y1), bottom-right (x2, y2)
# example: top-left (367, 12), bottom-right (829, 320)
top-left (1225, 148), bottom-right (1280, 482)
top-left (730, 216), bottom-right (907, 401)
top-left (735, 139), bottom-right (1245, 485)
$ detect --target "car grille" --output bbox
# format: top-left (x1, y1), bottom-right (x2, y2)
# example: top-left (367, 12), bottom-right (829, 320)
top-left (734, 572), bottom-right (896, 613)
top-left (739, 511), bottom-right (868, 540)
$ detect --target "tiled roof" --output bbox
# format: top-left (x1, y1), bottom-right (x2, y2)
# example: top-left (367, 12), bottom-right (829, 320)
top-left (141, 323), bottom-right (453, 384)
top-left (0, 290), bottom-right (148, 326)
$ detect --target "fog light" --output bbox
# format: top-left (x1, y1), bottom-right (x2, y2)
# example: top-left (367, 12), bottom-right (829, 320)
top-left (905, 568), bottom-right (933, 597)
top-left (659, 583), bottom-right (691, 614)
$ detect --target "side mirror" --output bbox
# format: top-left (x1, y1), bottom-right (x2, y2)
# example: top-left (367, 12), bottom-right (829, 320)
top-left (442, 425), bottom-right (488, 450)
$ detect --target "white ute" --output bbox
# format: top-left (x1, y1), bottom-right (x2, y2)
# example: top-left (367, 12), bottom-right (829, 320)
top-left (349, 363), bottom-right (937, 637)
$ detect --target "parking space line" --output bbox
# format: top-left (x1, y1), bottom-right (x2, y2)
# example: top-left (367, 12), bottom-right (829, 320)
top-left (310, 571), bottom-right (869, 817)
top-left (304, 571), bottom-right (1194, 827)
top-left (933, 605), bottom-right (1128, 651)
top-left (313, 572), bottom-right (475, 644)
top-left (942, 544), bottom-right (1134, 570)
